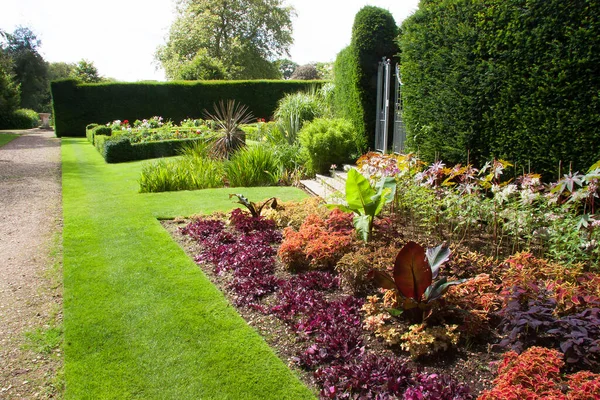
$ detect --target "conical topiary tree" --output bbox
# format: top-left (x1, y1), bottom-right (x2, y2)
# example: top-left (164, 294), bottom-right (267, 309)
top-left (333, 6), bottom-right (398, 151)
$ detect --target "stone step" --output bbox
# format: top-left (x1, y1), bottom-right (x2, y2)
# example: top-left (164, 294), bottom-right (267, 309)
top-left (332, 170), bottom-right (348, 184)
top-left (299, 177), bottom-right (345, 204)
top-left (299, 166), bottom-right (357, 204)
top-left (316, 174), bottom-right (346, 194)
top-left (299, 179), bottom-right (328, 198)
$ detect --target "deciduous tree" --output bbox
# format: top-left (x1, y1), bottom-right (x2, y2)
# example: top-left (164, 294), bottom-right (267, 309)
top-left (71, 59), bottom-right (101, 83)
top-left (156, 0), bottom-right (294, 80)
top-left (48, 61), bottom-right (76, 82)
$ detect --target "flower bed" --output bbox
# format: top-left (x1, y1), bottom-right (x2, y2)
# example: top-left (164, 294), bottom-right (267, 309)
top-left (163, 194), bottom-right (600, 399)
top-left (168, 209), bottom-right (475, 398)
top-left (357, 152), bottom-right (600, 270)
top-left (106, 116), bottom-right (214, 143)
top-left (86, 115), bottom-right (286, 167)
top-left (85, 117), bottom-right (215, 163)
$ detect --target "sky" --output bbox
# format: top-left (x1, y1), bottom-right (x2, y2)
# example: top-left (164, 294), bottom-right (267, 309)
top-left (0, 0), bottom-right (420, 82)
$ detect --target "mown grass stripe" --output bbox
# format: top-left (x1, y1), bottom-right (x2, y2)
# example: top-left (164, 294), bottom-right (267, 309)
top-left (62, 138), bottom-right (313, 399)
top-left (0, 133), bottom-right (20, 147)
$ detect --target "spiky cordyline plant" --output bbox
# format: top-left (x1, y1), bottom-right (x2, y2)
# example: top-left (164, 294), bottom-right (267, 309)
top-left (204, 99), bottom-right (254, 159)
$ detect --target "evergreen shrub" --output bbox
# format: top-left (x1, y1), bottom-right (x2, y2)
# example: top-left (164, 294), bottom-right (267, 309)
top-left (333, 6), bottom-right (398, 151)
top-left (399, 0), bottom-right (600, 178)
top-left (299, 118), bottom-right (360, 175)
top-left (95, 135), bottom-right (205, 163)
top-left (0, 108), bottom-right (40, 129)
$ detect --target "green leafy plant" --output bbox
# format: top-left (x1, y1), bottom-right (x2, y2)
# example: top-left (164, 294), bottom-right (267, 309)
top-left (229, 194), bottom-right (278, 218)
top-left (328, 168), bottom-right (396, 241)
top-left (369, 241), bottom-right (467, 322)
top-left (204, 99), bottom-right (254, 158)
top-left (298, 118), bottom-right (360, 175)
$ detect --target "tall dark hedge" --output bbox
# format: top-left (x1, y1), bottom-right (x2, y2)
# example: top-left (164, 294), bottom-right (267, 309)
top-left (333, 46), bottom-right (365, 150)
top-left (51, 79), bottom-right (322, 137)
top-left (333, 6), bottom-right (398, 151)
top-left (400, 0), bottom-right (483, 165)
top-left (400, 0), bottom-right (600, 178)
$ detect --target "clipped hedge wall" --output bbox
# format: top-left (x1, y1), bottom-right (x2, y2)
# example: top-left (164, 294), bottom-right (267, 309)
top-left (400, 0), bottom-right (600, 178)
top-left (93, 135), bottom-right (205, 163)
top-left (51, 79), bottom-right (322, 137)
top-left (333, 46), bottom-right (365, 151)
top-left (333, 6), bottom-right (398, 151)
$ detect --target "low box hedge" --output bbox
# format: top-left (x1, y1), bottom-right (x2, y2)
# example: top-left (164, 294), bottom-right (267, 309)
top-left (93, 135), bottom-right (205, 163)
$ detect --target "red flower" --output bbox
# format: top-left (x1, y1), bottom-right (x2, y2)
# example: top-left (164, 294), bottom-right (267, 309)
top-left (123, 120), bottom-right (129, 125)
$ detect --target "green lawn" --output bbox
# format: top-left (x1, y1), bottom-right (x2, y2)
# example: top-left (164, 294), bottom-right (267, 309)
top-left (62, 138), bottom-right (313, 399)
top-left (0, 133), bottom-right (19, 147)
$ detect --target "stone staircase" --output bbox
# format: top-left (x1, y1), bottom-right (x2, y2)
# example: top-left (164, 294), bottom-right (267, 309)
top-left (300, 166), bottom-right (353, 204)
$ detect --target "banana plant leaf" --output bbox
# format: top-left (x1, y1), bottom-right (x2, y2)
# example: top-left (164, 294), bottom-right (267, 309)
top-left (345, 168), bottom-right (376, 214)
top-left (423, 277), bottom-right (467, 302)
top-left (393, 241), bottom-right (432, 301)
top-left (353, 214), bottom-right (372, 242)
top-left (426, 244), bottom-right (451, 279)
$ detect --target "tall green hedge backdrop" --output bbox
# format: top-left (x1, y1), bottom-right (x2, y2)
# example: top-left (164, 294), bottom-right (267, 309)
top-left (51, 79), bottom-right (321, 137)
top-left (334, 6), bottom-right (398, 152)
top-left (400, 0), bottom-right (600, 178)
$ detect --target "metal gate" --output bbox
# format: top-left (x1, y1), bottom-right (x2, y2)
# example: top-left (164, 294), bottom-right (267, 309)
top-left (392, 64), bottom-right (406, 154)
top-left (375, 59), bottom-right (406, 154)
top-left (375, 59), bottom-right (391, 153)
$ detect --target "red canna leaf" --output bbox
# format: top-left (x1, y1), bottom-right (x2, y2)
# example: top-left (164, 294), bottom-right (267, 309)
top-left (393, 241), bottom-right (432, 301)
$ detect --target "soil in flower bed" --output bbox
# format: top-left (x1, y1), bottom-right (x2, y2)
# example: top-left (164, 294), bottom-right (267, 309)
top-left (161, 217), bottom-right (501, 398)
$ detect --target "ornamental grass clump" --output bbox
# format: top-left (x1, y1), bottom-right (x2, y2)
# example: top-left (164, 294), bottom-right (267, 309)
top-left (139, 141), bottom-right (225, 192)
top-left (273, 90), bottom-right (323, 145)
top-left (225, 144), bottom-right (281, 187)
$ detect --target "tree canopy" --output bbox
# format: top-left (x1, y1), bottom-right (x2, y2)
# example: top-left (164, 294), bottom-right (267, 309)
top-left (0, 35), bottom-right (20, 117)
top-left (1, 26), bottom-right (49, 111)
top-left (48, 61), bottom-right (76, 82)
top-left (156, 0), bottom-right (295, 80)
top-left (71, 59), bottom-right (102, 83)
top-left (275, 58), bottom-right (297, 80)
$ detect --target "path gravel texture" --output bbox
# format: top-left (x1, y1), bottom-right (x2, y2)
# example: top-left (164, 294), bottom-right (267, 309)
top-left (0, 129), bottom-right (62, 399)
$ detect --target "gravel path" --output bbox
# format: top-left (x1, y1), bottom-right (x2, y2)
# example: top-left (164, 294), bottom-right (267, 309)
top-left (0, 129), bottom-right (62, 399)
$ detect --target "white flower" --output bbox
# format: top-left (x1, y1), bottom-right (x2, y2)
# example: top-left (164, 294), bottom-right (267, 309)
top-left (520, 189), bottom-right (538, 205)
top-left (495, 184), bottom-right (517, 203)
